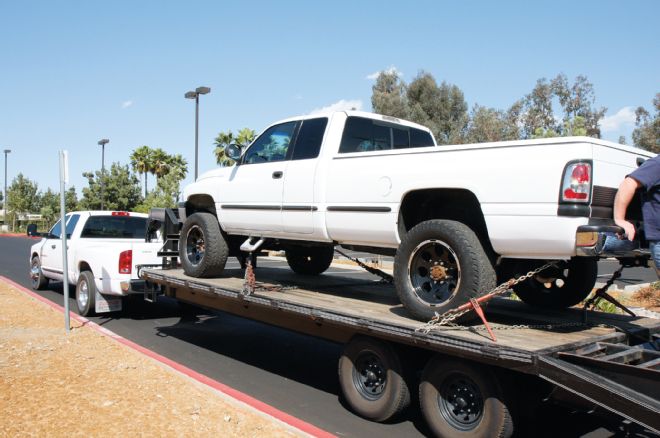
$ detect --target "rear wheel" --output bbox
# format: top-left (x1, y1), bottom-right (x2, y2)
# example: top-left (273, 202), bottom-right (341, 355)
top-left (285, 245), bottom-right (334, 275)
top-left (30, 256), bottom-right (49, 290)
top-left (420, 356), bottom-right (513, 438)
top-left (179, 212), bottom-right (229, 278)
top-left (394, 220), bottom-right (496, 321)
top-left (338, 336), bottom-right (410, 422)
top-left (505, 258), bottom-right (597, 308)
top-left (76, 271), bottom-right (96, 317)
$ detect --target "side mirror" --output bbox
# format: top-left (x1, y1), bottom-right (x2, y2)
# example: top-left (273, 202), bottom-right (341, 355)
top-left (26, 223), bottom-right (38, 236)
top-left (225, 144), bottom-right (243, 162)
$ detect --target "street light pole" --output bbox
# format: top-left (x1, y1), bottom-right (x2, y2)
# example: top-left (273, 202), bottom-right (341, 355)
top-left (185, 86), bottom-right (211, 180)
top-left (97, 139), bottom-right (109, 210)
top-left (3, 149), bottom-right (10, 230)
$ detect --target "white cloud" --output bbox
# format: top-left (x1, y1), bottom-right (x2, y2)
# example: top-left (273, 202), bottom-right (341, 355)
top-left (366, 65), bottom-right (403, 80)
top-left (600, 106), bottom-right (636, 132)
top-left (121, 100), bottom-right (133, 109)
top-left (309, 99), bottom-right (363, 114)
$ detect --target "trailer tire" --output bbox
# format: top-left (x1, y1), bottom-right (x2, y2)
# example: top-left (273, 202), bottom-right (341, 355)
top-left (394, 220), bottom-right (496, 321)
top-left (420, 356), bottom-right (513, 438)
top-left (30, 256), bottom-right (49, 290)
top-left (180, 212), bottom-right (228, 278)
top-left (506, 258), bottom-right (597, 308)
top-left (76, 271), bottom-right (96, 317)
top-left (285, 245), bottom-right (334, 275)
top-left (338, 336), bottom-right (410, 422)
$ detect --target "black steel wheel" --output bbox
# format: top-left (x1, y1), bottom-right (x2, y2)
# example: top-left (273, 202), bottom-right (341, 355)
top-left (394, 220), bottom-right (495, 321)
top-left (179, 212), bottom-right (228, 278)
top-left (338, 336), bottom-right (410, 422)
top-left (285, 245), bottom-right (334, 275)
top-left (420, 356), bottom-right (513, 438)
top-left (504, 258), bottom-right (598, 308)
top-left (30, 256), bottom-right (49, 290)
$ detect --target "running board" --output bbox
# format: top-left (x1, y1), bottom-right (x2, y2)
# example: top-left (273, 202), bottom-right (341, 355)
top-left (537, 355), bottom-right (660, 434)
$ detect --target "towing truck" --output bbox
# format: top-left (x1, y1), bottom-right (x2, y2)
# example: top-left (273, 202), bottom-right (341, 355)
top-left (140, 208), bottom-right (660, 437)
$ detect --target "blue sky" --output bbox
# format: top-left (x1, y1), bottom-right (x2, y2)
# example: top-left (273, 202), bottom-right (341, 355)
top-left (0, 0), bottom-right (658, 196)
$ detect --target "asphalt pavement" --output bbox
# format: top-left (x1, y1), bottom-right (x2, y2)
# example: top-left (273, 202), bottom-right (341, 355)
top-left (2, 235), bottom-right (656, 437)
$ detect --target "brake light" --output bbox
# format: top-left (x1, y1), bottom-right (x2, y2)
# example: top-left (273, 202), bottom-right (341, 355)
top-left (119, 250), bottom-right (132, 274)
top-left (112, 211), bottom-right (130, 216)
top-left (561, 162), bottom-right (592, 203)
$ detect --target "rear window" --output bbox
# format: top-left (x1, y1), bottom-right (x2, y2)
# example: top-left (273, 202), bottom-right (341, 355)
top-left (339, 116), bottom-right (434, 153)
top-left (80, 216), bottom-right (147, 239)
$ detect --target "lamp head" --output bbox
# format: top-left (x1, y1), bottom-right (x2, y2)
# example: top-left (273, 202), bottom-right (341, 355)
top-left (184, 91), bottom-right (197, 99)
top-left (195, 86), bottom-right (211, 95)
top-left (98, 139), bottom-right (109, 146)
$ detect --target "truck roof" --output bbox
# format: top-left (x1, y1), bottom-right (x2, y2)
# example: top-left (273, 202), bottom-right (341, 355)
top-left (65, 211), bottom-right (149, 218)
top-left (270, 110), bottom-right (435, 134)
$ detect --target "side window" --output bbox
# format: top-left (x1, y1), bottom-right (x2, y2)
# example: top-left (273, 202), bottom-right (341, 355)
top-left (243, 121), bottom-right (297, 164)
top-left (410, 128), bottom-right (434, 147)
top-left (392, 127), bottom-right (410, 149)
top-left (291, 118), bottom-right (328, 160)
top-left (65, 214), bottom-right (80, 238)
top-left (373, 123), bottom-right (390, 150)
top-left (49, 219), bottom-right (63, 239)
top-left (339, 117), bottom-right (373, 153)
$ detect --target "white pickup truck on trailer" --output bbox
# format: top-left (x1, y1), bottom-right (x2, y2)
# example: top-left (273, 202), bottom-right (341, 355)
top-left (29, 211), bottom-right (162, 316)
top-left (177, 110), bottom-right (654, 321)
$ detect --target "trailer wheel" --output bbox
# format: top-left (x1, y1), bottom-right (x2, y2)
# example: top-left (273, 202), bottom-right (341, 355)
top-left (506, 258), bottom-right (597, 308)
top-left (285, 245), bottom-right (334, 275)
top-left (394, 220), bottom-right (496, 321)
top-left (76, 271), bottom-right (96, 317)
top-left (338, 336), bottom-right (410, 422)
top-left (420, 356), bottom-right (513, 438)
top-left (30, 256), bottom-right (49, 290)
top-left (180, 212), bottom-right (229, 278)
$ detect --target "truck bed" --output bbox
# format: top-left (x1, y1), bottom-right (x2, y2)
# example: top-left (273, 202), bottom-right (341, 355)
top-left (141, 263), bottom-right (659, 371)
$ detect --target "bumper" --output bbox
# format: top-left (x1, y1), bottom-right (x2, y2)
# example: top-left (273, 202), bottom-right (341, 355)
top-left (575, 224), bottom-right (649, 260)
top-left (98, 278), bottom-right (160, 296)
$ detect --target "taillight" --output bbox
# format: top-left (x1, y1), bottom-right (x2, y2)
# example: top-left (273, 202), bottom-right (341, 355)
top-left (119, 250), bottom-right (132, 274)
top-left (561, 162), bottom-right (592, 203)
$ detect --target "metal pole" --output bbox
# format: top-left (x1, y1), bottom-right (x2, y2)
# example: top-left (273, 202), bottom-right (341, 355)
top-left (59, 151), bottom-right (70, 334)
top-left (195, 94), bottom-right (199, 180)
top-left (3, 152), bottom-right (7, 223)
top-left (101, 143), bottom-right (105, 210)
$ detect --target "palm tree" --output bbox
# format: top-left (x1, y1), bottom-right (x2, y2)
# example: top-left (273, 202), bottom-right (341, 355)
top-left (130, 146), bottom-right (153, 198)
top-left (236, 128), bottom-right (257, 147)
top-left (167, 154), bottom-right (188, 181)
top-left (213, 130), bottom-right (235, 166)
top-left (151, 148), bottom-right (170, 184)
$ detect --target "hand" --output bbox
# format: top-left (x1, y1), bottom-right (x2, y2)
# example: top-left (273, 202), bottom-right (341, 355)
top-left (614, 219), bottom-right (636, 241)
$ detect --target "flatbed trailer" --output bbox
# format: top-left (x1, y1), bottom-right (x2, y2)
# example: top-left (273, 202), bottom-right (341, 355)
top-left (140, 261), bottom-right (660, 437)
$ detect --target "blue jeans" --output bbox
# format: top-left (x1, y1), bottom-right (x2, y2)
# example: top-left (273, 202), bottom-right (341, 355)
top-left (651, 241), bottom-right (660, 278)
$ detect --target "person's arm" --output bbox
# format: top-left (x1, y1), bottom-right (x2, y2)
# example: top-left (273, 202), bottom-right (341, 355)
top-left (613, 176), bottom-right (642, 240)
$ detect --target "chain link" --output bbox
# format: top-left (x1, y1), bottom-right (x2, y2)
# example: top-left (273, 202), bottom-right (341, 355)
top-left (334, 249), bottom-right (394, 283)
top-left (417, 261), bottom-right (560, 333)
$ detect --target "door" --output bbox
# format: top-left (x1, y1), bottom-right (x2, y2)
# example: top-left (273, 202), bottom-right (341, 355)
top-left (40, 214), bottom-right (80, 279)
top-left (218, 121), bottom-right (297, 234)
top-left (282, 117), bottom-right (328, 234)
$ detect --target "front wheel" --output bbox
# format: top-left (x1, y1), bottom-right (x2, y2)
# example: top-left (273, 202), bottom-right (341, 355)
top-left (420, 356), bottom-right (514, 438)
top-left (179, 212), bottom-right (229, 278)
top-left (394, 220), bottom-right (496, 321)
top-left (30, 256), bottom-right (49, 290)
top-left (76, 271), bottom-right (96, 317)
top-left (504, 258), bottom-right (598, 308)
top-left (338, 336), bottom-right (410, 422)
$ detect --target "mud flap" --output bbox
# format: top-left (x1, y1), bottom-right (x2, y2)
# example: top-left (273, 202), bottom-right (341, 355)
top-left (95, 291), bottom-right (122, 313)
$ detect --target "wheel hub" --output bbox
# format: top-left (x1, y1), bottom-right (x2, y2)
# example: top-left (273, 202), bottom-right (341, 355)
top-left (353, 353), bottom-right (387, 400)
top-left (408, 239), bottom-right (461, 305)
top-left (429, 265), bottom-right (448, 281)
top-left (438, 374), bottom-right (484, 431)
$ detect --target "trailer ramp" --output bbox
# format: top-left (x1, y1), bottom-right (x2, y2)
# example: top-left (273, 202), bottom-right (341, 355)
top-left (538, 335), bottom-right (660, 434)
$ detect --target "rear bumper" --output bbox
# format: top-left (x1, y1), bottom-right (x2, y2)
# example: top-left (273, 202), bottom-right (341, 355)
top-left (575, 223), bottom-right (649, 260)
top-left (98, 278), bottom-right (160, 296)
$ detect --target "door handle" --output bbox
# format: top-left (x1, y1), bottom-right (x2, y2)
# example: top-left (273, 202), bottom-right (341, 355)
top-left (272, 171), bottom-right (283, 179)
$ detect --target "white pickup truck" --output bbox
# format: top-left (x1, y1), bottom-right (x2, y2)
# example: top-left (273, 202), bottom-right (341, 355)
top-left (29, 211), bottom-right (162, 316)
top-left (177, 110), bottom-right (654, 321)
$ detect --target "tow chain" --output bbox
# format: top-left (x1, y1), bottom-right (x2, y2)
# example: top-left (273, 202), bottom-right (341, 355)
top-left (334, 249), bottom-right (394, 283)
top-left (417, 261), bottom-right (560, 334)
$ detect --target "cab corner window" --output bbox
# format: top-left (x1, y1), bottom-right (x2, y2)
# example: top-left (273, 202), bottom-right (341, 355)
top-left (243, 121), bottom-right (297, 164)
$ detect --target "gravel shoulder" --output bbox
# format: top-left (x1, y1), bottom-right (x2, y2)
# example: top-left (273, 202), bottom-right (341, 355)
top-left (0, 280), bottom-right (304, 438)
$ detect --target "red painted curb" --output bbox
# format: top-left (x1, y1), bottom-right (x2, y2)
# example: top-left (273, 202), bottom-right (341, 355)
top-left (0, 276), bottom-right (336, 438)
top-left (0, 234), bottom-right (41, 239)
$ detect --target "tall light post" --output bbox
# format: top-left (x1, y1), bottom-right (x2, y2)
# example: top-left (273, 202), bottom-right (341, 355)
top-left (185, 86), bottom-right (211, 179)
top-left (98, 139), bottom-right (109, 210)
top-left (3, 149), bottom-right (10, 230)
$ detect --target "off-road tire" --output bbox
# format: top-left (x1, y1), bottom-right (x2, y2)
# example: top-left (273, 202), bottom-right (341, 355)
top-left (285, 245), bottom-right (334, 275)
top-left (179, 212), bottom-right (229, 278)
top-left (394, 220), bottom-right (496, 321)
top-left (30, 256), bottom-right (49, 290)
top-left (505, 258), bottom-right (598, 308)
top-left (76, 271), bottom-right (96, 317)
top-left (338, 336), bottom-right (410, 422)
top-left (420, 356), bottom-right (514, 438)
